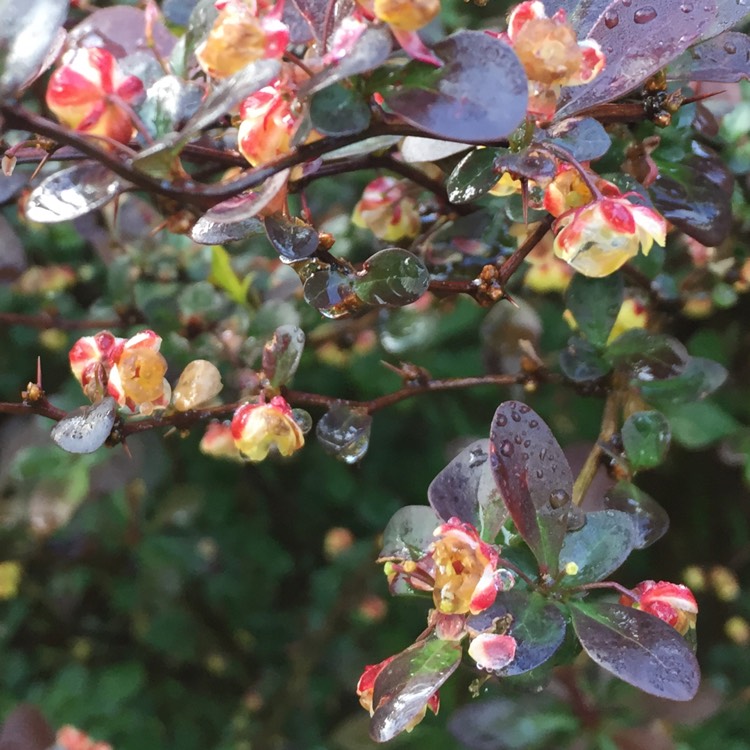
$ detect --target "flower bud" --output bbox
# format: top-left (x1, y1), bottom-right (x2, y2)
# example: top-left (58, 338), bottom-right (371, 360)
top-left (230, 396), bottom-right (304, 461)
top-left (237, 85), bottom-right (296, 166)
top-left (468, 632), bottom-right (517, 673)
top-left (46, 48), bottom-right (144, 143)
top-left (352, 176), bottom-right (421, 241)
top-left (173, 360), bottom-right (223, 411)
top-left (56, 726), bottom-right (112, 750)
top-left (200, 421), bottom-right (243, 462)
top-left (620, 580), bottom-right (698, 635)
top-left (372, 0), bottom-right (440, 31)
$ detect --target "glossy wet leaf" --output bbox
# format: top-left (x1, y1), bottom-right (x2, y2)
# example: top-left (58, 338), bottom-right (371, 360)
top-left (303, 266), bottom-right (362, 319)
top-left (370, 637), bottom-right (462, 743)
top-left (446, 148), bottom-right (502, 204)
top-left (604, 481), bottom-right (669, 549)
top-left (566, 272), bottom-right (623, 349)
top-left (665, 401), bottom-right (739, 450)
top-left (541, 117), bottom-right (612, 162)
top-left (649, 159), bottom-right (733, 247)
top-left (670, 32), bottom-right (750, 82)
top-left (494, 146), bottom-right (557, 185)
top-left (190, 171), bottom-right (289, 244)
top-left (489, 401), bottom-right (574, 575)
top-left (262, 325), bottom-right (305, 388)
top-left (569, 601), bottom-right (700, 701)
top-left (636, 356), bottom-right (727, 407)
top-left (467, 591), bottom-right (566, 676)
top-left (622, 410), bottom-right (671, 470)
top-left (139, 75), bottom-right (204, 139)
top-left (264, 214), bottom-right (319, 261)
top-left (428, 439), bottom-right (507, 542)
top-left (309, 83), bottom-right (371, 136)
top-left (558, 510), bottom-right (635, 586)
top-left (315, 402), bottom-right (373, 464)
top-left (301, 25), bottom-right (391, 95)
top-left (26, 163), bottom-right (128, 223)
top-left (559, 336), bottom-right (611, 383)
top-left (172, 0), bottom-right (217, 77)
top-left (556, 0), bottom-right (721, 120)
top-left (605, 330), bottom-right (688, 382)
top-left (401, 137), bottom-right (471, 163)
top-left (353, 249), bottom-right (430, 307)
top-left (383, 31), bottom-right (528, 143)
top-left (378, 505), bottom-right (441, 561)
top-left (0, 0), bottom-right (68, 96)
top-left (51, 397), bottom-right (117, 454)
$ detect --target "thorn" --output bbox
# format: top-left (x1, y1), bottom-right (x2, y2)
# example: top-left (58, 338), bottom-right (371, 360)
top-left (504, 291), bottom-right (520, 308)
top-left (121, 439), bottom-right (133, 460)
top-left (521, 179), bottom-right (529, 225)
top-left (29, 151), bottom-right (51, 182)
top-left (112, 193), bottom-right (121, 230)
top-left (36, 356), bottom-right (42, 388)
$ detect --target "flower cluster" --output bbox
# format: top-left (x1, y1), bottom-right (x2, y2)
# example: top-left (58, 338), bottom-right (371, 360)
top-left (359, 517), bottom-right (517, 732)
top-left (501, 1), bottom-right (605, 122)
top-left (46, 47), bottom-right (144, 144)
top-left (620, 580), bottom-right (698, 636)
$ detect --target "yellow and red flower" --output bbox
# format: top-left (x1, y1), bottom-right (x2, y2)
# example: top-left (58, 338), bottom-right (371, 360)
top-left (230, 395), bottom-right (304, 461)
top-left (431, 518), bottom-right (499, 615)
top-left (196, 0), bottom-right (289, 79)
top-left (620, 580), bottom-right (698, 635)
top-left (46, 47), bottom-right (144, 144)
top-left (502, 1), bottom-right (605, 121)
top-left (69, 330), bottom-right (122, 402)
top-left (200, 421), bottom-right (244, 462)
top-left (552, 194), bottom-right (667, 278)
top-left (237, 84), bottom-right (297, 166)
top-left (356, 655), bottom-right (440, 727)
top-left (352, 176), bottom-right (421, 241)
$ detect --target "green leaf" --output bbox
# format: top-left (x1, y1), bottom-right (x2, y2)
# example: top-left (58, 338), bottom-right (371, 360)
top-left (467, 591), bottom-right (566, 676)
top-left (558, 510), bottom-right (635, 586)
top-left (622, 410), bottom-right (671, 470)
top-left (209, 246), bottom-right (251, 306)
top-left (603, 481), bottom-right (669, 549)
top-left (370, 637), bottom-right (462, 742)
top-left (446, 148), bottom-right (501, 204)
top-left (379, 505), bottom-right (442, 562)
top-left (665, 400), bottom-right (739, 449)
top-left (353, 248), bottom-right (429, 307)
top-left (309, 83), bottom-right (371, 136)
top-left (569, 601), bottom-right (700, 701)
top-left (636, 357), bottom-right (727, 407)
top-left (605, 329), bottom-right (688, 380)
top-left (565, 273), bottom-right (624, 349)
top-left (559, 336), bottom-right (612, 383)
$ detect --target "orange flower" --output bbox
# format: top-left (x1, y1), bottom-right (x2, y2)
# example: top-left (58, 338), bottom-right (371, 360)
top-left (553, 194), bottom-right (666, 278)
top-left (352, 176), bottom-right (421, 241)
top-left (620, 580), bottom-right (698, 635)
top-left (237, 84), bottom-right (296, 166)
top-left (46, 48), bottom-right (144, 143)
top-left (230, 396), bottom-right (304, 461)
top-left (503, 1), bottom-right (604, 121)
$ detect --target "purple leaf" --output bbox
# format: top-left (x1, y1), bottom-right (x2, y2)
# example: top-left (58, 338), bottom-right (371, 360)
top-left (541, 116), bottom-right (612, 162)
top-left (291, 0), bottom-right (354, 45)
top-left (489, 402), bottom-right (573, 574)
top-left (467, 591), bottom-right (566, 676)
top-left (669, 32), bottom-right (750, 83)
top-left (428, 439), bottom-right (507, 541)
top-left (50, 397), bottom-right (117, 454)
top-left (0, 705), bottom-right (54, 750)
top-left (604, 481), bottom-right (669, 549)
top-left (383, 31), bottom-right (528, 143)
top-left (570, 601), bottom-right (700, 701)
top-left (370, 637), bottom-right (462, 742)
top-left (556, 0), bottom-right (723, 119)
top-left (190, 171), bottom-right (289, 244)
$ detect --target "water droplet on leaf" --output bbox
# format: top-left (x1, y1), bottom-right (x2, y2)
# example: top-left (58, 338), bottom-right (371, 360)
top-left (500, 440), bottom-right (514, 457)
top-left (604, 10), bottom-right (619, 27)
top-left (633, 6), bottom-right (657, 23)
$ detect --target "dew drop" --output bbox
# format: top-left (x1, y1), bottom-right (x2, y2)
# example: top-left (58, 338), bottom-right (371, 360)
top-left (603, 10), bottom-right (619, 28)
top-left (679, 1), bottom-right (693, 10)
top-left (522, 453), bottom-right (529, 461)
top-left (621, 0), bottom-right (631, 6)
top-left (539, 447), bottom-right (547, 460)
top-left (511, 410), bottom-right (521, 422)
top-left (633, 6), bottom-right (657, 23)
top-left (549, 489), bottom-right (570, 509)
top-left (518, 404), bottom-right (530, 414)
top-left (514, 435), bottom-right (523, 444)
top-left (500, 440), bottom-right (514, 457)
top-left (496, 414), bottom-right (508, 427)
top-left (724, 41), bottom-right (737, 54)
top-left (529, 420), bottom-right (538, 428)
top-left (469, 447), bottom-right (488, 468)
top-left (523, 439), bottom-right (531, 448)
top-left (536, 469), bottom-right (544, 479)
